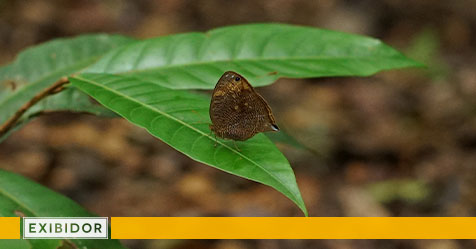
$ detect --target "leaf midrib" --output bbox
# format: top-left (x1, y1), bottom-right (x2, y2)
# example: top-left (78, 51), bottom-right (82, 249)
top-left (72, 75), bottom-right (297, 201)
top-left (95, 53), bottom-right (410, 76)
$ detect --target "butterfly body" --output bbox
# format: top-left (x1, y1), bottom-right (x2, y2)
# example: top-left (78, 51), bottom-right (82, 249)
top-left (209, 71), bottom-right (279, 141)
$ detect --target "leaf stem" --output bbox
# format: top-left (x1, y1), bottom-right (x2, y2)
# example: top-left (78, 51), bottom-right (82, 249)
top-left (0, 77), bottom-right (69, 137)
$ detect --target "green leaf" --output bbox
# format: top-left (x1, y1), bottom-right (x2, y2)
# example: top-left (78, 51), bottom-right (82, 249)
top-left (85, 23), bottom-right (423, 89)
top-left (0, 169), bottom-right (126, 249)
top-left (69, 73), bottom-right (308, 216)
top-left (0, 34), bottom-right (136, 140)
top-left (405, 28), bottom-right (449, 80)
top-left (0, 240), bottom-right (30, 249)
top-left (26, 86), bottom-right (117, 116)
top-left (367, 179), bottom-right (431, 204)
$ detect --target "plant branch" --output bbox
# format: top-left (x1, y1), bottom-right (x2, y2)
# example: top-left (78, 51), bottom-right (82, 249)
top-left (0, 77), bottom-right (69, 137)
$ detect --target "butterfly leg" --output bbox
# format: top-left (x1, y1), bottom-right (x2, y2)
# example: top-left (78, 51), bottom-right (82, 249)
top-left (233, 140), bottom-right (241, 151)
top-left (208, 124), bottom-right (218, 147)
top-left (209, 130), bottom-right (217, 147)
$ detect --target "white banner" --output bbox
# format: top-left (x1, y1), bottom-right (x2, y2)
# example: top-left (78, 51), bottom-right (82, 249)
top-left (23, 217), bottom-right (108, 239)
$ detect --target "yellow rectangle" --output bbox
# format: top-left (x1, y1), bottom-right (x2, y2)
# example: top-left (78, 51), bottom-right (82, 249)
top-left (0, 217), bottom-right (20, 239)
top-left (112, 217), bottom-right (476, 239)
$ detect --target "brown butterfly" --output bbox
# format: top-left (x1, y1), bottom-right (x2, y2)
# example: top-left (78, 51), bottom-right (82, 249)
top-left (209, 71), bottom-right (279, 148)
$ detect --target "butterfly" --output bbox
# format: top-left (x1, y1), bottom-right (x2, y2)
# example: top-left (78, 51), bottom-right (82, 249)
top-left (209, 71), bottom-right (279, 149)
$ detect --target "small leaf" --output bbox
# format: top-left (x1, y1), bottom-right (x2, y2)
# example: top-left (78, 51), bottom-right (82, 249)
top-left (0, 34), bottom-right (136, 140)
top-left (0, 240), bottom-right (30, 249)
top-left (85, 23), bottom-right (423, 89)
top-left (367, 179), bottom-right (431, 204)
top-left (69, 73), bottom-right (308, 216)
top-left (0, 169), bottom-right (126, 249)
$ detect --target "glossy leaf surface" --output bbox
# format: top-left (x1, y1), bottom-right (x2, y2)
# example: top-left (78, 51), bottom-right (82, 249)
top-left (85, 23), bottom-right (422, 89)
top-left (70, 73), bottom-right (308, 215)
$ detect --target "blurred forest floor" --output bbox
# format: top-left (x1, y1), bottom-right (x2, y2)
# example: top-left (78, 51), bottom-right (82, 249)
top-left (1, 0), bottom-right (476, 249)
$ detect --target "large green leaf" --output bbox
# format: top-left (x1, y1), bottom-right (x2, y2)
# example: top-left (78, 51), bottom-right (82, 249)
top-left (85, 23), bottom-right (422, 89)
top-left (0, 34), bottom-right (136, 140)
top-left (0, 169), bottom-right (126, 249)
top-left (69, 73), bottom-right (308, 216)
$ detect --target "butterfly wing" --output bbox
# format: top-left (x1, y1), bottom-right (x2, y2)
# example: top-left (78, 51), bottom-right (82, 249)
top-left (210, 72), bottom-right (248, 140)
top-left (210, 71), bottom-right (278, 141)
top-left (237, 79), bottom-right (278, 133)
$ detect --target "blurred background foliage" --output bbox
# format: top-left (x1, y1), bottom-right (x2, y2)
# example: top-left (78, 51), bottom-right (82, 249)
top-left (1, 0), bottom-right (476, 248)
